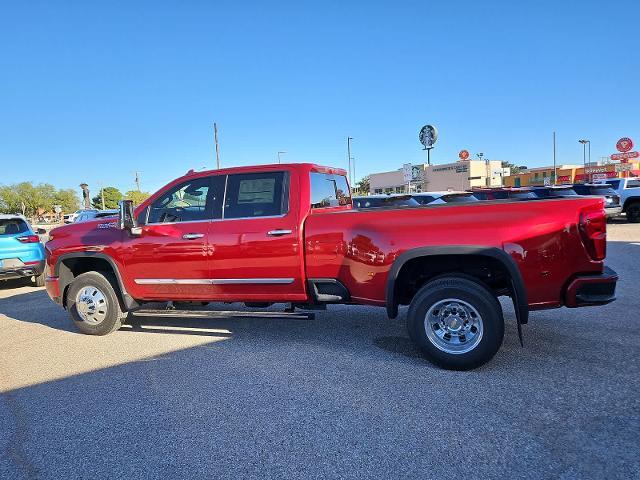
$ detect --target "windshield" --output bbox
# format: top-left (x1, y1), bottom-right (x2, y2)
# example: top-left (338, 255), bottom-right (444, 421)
top-left (412, 195), bottom-right (435, 205)
top-left (589, 186), bottom-right (617, 196)
top-left (441, 194), bottom-right (479, 203)
top-left (509, 191), bottom-right (536, 199)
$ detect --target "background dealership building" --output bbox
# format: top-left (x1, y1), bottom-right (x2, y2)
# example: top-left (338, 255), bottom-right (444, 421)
top-left (369, 160), bottom-right (507, 194)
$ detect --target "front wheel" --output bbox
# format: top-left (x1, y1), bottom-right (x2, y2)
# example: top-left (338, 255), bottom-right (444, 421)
top-left (626, 202), bottom-right (640, 223)
top-left (66, 272), bottom-right (125, 335)
top-left (407, 277), bottom-right (504, 370)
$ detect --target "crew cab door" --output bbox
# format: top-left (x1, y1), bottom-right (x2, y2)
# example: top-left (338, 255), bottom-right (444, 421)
top-left (122, 174), bottom-right (225, 300)
top-left (207, 169), bottom-right (306, 302)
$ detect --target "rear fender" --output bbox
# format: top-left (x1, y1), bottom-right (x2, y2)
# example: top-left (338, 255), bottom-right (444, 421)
top-left (386, 246), bottom-right (529, 328)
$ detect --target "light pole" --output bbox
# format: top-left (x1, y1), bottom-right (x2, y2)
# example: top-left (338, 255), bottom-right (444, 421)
top-left (347, 137), bottom-right (353, 185)
top-left (579, 139), bottom-right (589, 182)
top-left (277, 151), bottom-right (287, 164)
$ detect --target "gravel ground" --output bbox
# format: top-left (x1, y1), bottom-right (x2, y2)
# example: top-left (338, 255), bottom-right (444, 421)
top-left (1, 223), bottom-right (639, 479)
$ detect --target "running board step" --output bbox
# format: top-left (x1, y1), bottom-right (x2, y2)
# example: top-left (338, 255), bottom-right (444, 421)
top-left (132, 309), bottom-right (315, 320)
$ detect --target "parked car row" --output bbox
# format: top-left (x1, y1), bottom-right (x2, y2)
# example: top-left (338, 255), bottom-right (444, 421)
top-left (355, 181), bottom-right (633, 220)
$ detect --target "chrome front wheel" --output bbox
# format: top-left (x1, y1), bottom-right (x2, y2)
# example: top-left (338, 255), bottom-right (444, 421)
top-left (75, 286), bottom-right (109, 325)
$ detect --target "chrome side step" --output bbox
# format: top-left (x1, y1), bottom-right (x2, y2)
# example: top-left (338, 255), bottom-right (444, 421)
top-left (131, 309), bottom-right (315, 320)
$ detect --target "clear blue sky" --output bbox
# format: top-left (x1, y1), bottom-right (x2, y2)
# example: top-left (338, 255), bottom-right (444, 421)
top-left (1, 0), bottom-right (638, 195)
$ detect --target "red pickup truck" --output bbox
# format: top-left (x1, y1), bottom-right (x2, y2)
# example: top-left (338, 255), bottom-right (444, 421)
top-left (45, 163), bottom-right (617, 369)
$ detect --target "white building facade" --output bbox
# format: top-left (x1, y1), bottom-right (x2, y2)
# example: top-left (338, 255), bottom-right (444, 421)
top-left (369, 160), bottom-right (506, 194)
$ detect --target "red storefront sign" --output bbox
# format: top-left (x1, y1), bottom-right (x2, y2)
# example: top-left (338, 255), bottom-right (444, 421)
top-left (575, 171), bottom-right (617, 182)
top-left (557, 175), bottom-right (571, 183)
top-left (610, 151), bottom-right (639, 161)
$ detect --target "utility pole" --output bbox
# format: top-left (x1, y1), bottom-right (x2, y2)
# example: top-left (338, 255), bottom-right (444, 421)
top-left (214, 122), bottom-right (221, 169)
top-left (347, 137), bottom-right (353, 184)
top-left (134, 171), bottom-right (141, 192)
top-left (579, 139), bottom-right (589, 182)
top-left (553, 131), bottom-right (557, 185)
top-left (277, 151), bottom-right (287, 164)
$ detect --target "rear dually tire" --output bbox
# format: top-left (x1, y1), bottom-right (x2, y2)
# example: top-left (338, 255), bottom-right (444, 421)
top-left (407, 276), bottom-right (504, 370)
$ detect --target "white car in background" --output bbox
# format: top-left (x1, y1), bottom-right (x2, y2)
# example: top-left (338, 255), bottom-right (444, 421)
top-left (63, 210), bottom-right (85, 223)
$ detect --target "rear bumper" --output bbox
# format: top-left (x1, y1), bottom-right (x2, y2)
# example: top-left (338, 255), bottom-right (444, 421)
top-left (0, 260), bottom-right (45, 281)
top-left (565, 266), bottom-right (618, 307)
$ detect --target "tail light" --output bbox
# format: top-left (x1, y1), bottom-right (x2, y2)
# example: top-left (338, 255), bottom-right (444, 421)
top-left (17, 235), bottom-right (40, 243)
top-left (579, 206), bottom-right (606, 261)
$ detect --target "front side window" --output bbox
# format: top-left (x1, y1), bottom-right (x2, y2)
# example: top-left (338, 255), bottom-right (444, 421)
top-left (148, 176), bottom-right (220, 223)
top-left (224, 171), bottom-right (288, 219)
top-left (310, 172), bottom-right (351, 208)
top-left (626, 180), bottom-right (640, 189)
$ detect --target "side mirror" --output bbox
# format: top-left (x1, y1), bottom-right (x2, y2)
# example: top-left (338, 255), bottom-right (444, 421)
top-left (118, 200), bottom-right (141, 236)
top-left (37, 228), bottom-right (46, 235)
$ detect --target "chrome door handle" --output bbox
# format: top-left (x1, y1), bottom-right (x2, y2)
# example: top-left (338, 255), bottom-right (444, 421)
top-left (267, 229), bottom-right (292, 236)
top-left (182, 233), bottom-right (205, 240)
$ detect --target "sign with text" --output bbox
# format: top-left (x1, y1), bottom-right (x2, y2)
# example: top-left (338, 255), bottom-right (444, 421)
top-left (610, 151), bottom-right (639, 161)
top-left (403, 163), bottom-right (413, 182)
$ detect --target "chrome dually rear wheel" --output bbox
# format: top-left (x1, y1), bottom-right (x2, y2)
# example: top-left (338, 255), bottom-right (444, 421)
top-left (425, 298), bottom-right (484, 354)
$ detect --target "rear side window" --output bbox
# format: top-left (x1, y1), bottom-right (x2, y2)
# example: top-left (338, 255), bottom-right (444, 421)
top-left (607, 180), bottom-right (620, 189)
top-left (224, 171), bottom-right (288, 219)
top-left (0, 219), bottom-right (29, 235)
top-left (310, 173), bottom-right (351, 208)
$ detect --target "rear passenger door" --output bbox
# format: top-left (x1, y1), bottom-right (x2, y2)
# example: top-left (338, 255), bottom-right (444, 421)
top-left (207, 170), bottom-right (306, 302)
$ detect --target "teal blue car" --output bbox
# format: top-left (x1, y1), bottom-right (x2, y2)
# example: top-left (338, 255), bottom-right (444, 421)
top-left (0, 215), bottom-right (46, 286)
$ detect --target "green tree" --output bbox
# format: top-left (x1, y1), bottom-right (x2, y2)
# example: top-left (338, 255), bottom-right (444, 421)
top-left (354, 175), bottom-right (370, 195)
top-left (92, 187), bottom-right (123, 209)
top-left (502, 161), bottom-right (523, 175)
top-left (125, 190), bottom-right (151, 206)
top-left (54, 189), bottom-right (80, 213)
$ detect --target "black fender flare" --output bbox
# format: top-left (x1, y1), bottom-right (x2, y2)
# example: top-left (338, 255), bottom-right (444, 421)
top-left (54, 252), bottom-right (138, 310)
top-left (385, 246), bottom-right (529, 328)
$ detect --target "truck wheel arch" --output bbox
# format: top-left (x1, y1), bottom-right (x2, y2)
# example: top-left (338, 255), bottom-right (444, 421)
top-left (55, 253), bottom-right (138, 311)
top-left (386, 246), bottom-right (528, 327)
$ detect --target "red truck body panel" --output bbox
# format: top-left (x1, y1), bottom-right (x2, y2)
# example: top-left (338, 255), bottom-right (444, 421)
top-left (304, 197), bottom-right (604, 309)
top-left (45, 163), bottom-right (611, 314)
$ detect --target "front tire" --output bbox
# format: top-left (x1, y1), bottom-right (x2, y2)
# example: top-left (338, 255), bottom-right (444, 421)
top-left (626, 202), bottom-right (640, 223)
top-left (66, 272), bottom-right (125, 335)
top-left (407, 277), bottom-right (504, 370)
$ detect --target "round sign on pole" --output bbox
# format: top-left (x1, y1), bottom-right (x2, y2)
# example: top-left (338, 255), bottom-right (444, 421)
top-left (459, 149), bottom-right (470, 160)
top-left (419, 125), bottom-right (438, 149)
top-left (616, 137), bottom-right (633, 153)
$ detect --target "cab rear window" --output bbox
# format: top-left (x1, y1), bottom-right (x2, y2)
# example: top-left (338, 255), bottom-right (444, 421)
top-left (0, 219), bottom-right (29, 235)
top-left (310, 173), bottom-right (351, 208)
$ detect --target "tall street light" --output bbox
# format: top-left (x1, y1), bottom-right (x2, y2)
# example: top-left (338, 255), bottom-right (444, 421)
top-left (347, 137), bottom-right (353, 185)
top-left (277, 151), bottom-right (287, 164)
top-left (578, 139), bottom-right (590, 182)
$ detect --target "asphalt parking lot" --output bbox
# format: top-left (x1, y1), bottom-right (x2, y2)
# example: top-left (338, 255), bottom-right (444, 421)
top-left (1, 222), bottom-right (639, 480)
